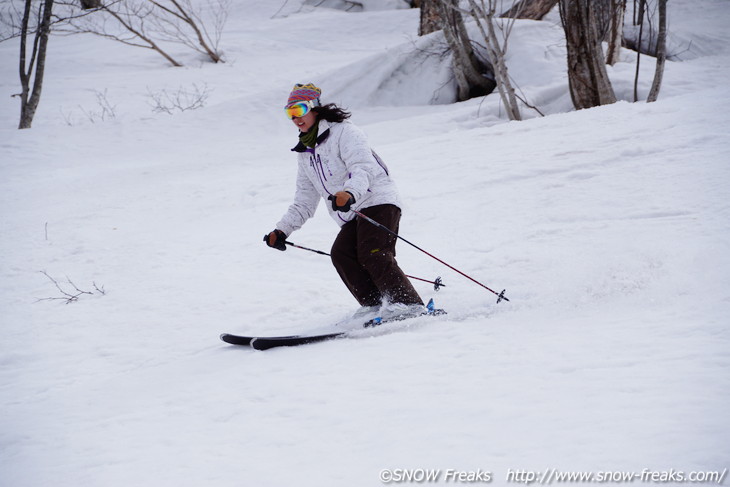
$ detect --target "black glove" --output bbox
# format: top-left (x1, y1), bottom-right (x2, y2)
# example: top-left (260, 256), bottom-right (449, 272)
top-left (263, 229), bottom-right (287, 251)
top-left (328, 191), bottom-right (355, 212)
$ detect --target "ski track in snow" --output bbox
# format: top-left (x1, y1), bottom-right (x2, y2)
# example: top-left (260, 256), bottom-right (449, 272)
top-left (1, 1), bottom-right (729, 486)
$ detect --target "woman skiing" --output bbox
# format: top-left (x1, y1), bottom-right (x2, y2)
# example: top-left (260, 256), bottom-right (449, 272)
top-left (264, 83), bottom-right (424, 317)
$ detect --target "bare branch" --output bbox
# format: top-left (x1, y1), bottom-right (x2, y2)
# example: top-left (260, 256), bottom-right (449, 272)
top-left (148, 0), bottom-right (228, 63)
top-left (147, 83), bottom-right (210, 113)
top-left (75, 88), bottom-right (118, 123)
top-left (59, 0), bottom-right (183, 66)
top-left (37, 271), bottom-right (105, 304)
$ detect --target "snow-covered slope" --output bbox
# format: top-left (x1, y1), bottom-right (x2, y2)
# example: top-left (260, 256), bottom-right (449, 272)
top-left (1, 1), bottom-right (728, 486)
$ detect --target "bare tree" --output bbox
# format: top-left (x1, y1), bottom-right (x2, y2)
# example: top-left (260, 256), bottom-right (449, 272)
top-left (418, 0), bottom-right (496, 103)
top-left (16, 0), bottom-right (55, 129)
top-left (62, 0), bottom-right (228, 66)
top-left (465, 0), bottom-right (522, 120)
top-left (2, 0), bottom-right (111, 128)
top-left (148, 0), bottom-right (227, 63)
top-left (603, 0), bottom-right (626, 65)
top-left (631, 0), bottom-right (667, 102)
top-left (63, 1), bottom-right (183, 66)
top-left (646, 0), bottom-right (666, 102)
top-left (632, 0), bottom-right (645, 101)
top-left (559, 0), bottom-right (617, 109)
top-left (566, 0), bottom-right (624, 66)
top-left (416, 0), bottom-right (526, 118)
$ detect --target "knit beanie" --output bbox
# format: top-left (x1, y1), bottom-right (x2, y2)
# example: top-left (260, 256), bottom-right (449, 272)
top-left (286, 83), bottom-right (322, 107)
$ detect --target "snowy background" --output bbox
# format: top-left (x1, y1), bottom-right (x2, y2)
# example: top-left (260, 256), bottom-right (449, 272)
top-left (1, 0), bottom-right (729, 485)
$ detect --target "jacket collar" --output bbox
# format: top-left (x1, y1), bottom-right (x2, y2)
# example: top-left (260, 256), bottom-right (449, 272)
top-left (291, 120), bottom-right (332, 152)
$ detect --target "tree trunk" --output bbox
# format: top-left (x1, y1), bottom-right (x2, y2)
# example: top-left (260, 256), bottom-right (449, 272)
top-left (419, 0), bottom-right (442, 36)
top-left (437, 0), bottom-right (496, 102)
top-left (633, 0), bottom-right (645, 102)
top-left (500, 0), bottom-right (558, 20)
top-left (646, 0), bottom-right (667, 102)
top-left (559, 0), bottom-right (617, 109)
top-left (605, 0), bottom-right (626, 65)
top-left (18, 0), bottom-right (54, 129)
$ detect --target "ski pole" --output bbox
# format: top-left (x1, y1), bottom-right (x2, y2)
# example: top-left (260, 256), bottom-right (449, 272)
top-left (407, 275), bottom-right (445, 290)
top-left (284, 240), bottom-right (446, 291)
top-left (285, 241), bottom-right (330, 256)
top-left (351, 209), bottom-right (509, 303)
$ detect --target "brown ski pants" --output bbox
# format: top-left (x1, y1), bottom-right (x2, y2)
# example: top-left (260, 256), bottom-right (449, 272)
top-left (330, 204), bottom-right (423, 307)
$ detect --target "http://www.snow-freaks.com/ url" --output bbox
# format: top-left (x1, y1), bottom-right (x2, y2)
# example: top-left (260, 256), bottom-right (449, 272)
top-left (378, 467), bottom-right (728, 484)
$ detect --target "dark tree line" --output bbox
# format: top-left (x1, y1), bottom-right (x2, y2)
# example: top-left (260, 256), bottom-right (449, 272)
top-left (5, 0), bottom-right (669, 129)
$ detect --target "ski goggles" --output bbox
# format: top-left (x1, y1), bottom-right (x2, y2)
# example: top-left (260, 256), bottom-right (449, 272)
top-left (285, 100), bottom-right (317, 119)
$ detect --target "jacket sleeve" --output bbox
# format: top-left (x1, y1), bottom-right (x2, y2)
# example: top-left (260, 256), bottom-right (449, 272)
top-left (338, 123), bottom-right (382, 203)
top-left (276, 163), bottom-right (320, 236)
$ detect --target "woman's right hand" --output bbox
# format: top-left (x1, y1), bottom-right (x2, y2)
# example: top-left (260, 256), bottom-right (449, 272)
top-left (263, 229), bottom-right (287, 251)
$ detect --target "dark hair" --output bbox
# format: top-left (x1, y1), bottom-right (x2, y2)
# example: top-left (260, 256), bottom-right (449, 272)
top-left (313, 103), bottom-right (351, 123)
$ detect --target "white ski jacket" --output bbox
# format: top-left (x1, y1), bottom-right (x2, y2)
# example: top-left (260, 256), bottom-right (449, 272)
top-left (276, 119), bottom-right (402, 236)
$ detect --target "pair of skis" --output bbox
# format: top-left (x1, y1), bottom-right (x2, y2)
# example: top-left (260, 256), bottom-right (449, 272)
top-left (221, 299), bottom-right (446, 351)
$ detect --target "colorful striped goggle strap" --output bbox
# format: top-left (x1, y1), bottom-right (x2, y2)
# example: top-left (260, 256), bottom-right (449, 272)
top-left (285, 100), bottom-right (318, 119)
